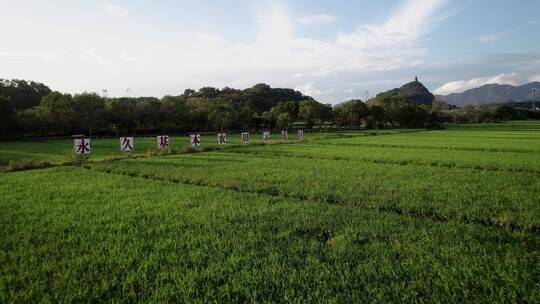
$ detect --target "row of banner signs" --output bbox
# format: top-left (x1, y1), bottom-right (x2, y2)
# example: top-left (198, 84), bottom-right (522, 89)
top-left (74, 130), bottom-right (305, 154)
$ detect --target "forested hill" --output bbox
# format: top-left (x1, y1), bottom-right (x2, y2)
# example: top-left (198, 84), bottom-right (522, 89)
top-left (0, 80), bottom-right (310, 114)
top-left (188, 83), bottom-right (313, 113)
top-left (374, 79), bottom-right (435, 106)
top-left (0, 79), bottom-right (51, 111)
top-left (0, 80), bottom-right (329, 137)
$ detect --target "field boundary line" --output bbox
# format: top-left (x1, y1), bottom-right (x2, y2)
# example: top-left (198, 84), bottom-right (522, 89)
top-left (312, 142), bottom-right (539, 154)
top-left (84, 165), bottom-right (540, 235)
top-left (219, 150), bottom-right (540, 175)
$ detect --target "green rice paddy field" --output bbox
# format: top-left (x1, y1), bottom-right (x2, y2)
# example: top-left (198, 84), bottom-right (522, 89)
top-left (1, 122), bottom-right (539, 302)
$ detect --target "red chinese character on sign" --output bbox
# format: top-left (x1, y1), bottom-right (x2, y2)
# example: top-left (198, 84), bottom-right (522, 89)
top-left (242, 132), bottom-right (250, 144)
top-left (75, 138), bottom-right (91, 154)
top-left (157, 135), bottom-right (169, 148)
top-left (191, 134), bottom-right (201, 147)
top-left (218, 133), bottom-right (227, 145)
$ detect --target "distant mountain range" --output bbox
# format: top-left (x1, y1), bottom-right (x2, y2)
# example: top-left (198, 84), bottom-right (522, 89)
top-left (437, 82), bottom-right (540, 106)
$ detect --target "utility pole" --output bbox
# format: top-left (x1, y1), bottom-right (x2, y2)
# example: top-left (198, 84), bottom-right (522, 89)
top-left (532, 88), bottom-right (538, 112)
top-left (363, 90), bottom-right (370, 102)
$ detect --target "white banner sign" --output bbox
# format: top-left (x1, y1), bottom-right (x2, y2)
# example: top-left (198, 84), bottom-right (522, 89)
top-left (298, 130), bottom-right (304, 141)
top-left (74, 138), bottom-right (91, 154)
top-left (263, 131), bottom-right (270, 144)
top-left (241, 132), bottom-right (250, 144)
top-left (217, 133), bottom-right (227, 145)
top-left (281, 130), bottom-right (288, 141)
top-left (191, 134), bottom-right (201, 147)
top-left (120, 137), bottom-right (134, 152)
top-left (157, 135), bottom-right (169, 148)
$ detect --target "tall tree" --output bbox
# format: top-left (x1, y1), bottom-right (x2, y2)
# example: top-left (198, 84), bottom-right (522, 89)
top-left (299, 100), bottom-right (333, 129)
top-left (370, 95), bottom-right (429, 128)
top-left (0, 96), bottom-right (17, 137)
top-left (36, 92), bottom-right (75, 135)
top-left (72, 93), bottom-right (106, 137)
top-left (0, 79), bottom-right (51, 111)
top-left (334, 99), bottom-right (369, 127)
top-left (493, 105), bottom-right (517, 121)
top-left (107, 98), bottom-right (137, 136)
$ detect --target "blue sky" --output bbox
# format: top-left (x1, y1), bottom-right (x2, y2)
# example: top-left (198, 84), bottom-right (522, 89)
top-left (1, 0), bottom-right (539, 103)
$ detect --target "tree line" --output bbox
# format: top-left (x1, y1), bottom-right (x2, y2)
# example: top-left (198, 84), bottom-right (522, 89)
top-left (0, 79), bottom-right (537, 139)
top-left (451, 104), bottom-right (540, 123)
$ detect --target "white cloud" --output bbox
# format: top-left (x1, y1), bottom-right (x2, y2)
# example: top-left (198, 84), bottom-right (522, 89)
top-left (298, 14), bottom-right (337, 26)
top-left (243, 0), bottom-right (445, 77)
top-left (293, 85), bottom-right (357, 98)
top-left (335, 0), bottom-right (444, 65)
top-left (255, 4), bottom-right (293, 43)
top-left (101, 3), bottom-right (129, 17)
top-left (119, 52), bottom-right (136, 62)
top-left (340, 0), bottom-right (444, 43)
top-left (81, 48), bottom-right (113, 64)
top-left (434, 73), bottom-right (520, 95)
top-left (119, 0), bottom-right (445, 81)
top-left (479, 30), bottom-right (514, 43)
top-left (295, 83), bottom-right (321, 96)
top-left (0, 0), bottom-right (448, 102)
top-left (192, 33), bottom-right (225, 46)
top-left (528, 74), bottom-right (540, 83)
top-left (295, 83), bottom-right (356, 97)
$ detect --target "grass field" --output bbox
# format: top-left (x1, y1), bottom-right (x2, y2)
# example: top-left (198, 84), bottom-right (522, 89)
top-left (1, 122), bottom-right (539, 302)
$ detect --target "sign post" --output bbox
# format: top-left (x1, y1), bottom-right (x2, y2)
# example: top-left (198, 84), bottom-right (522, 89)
top-left (74, 138), bottom-right (91, 154)
top-left (242, 132), bottom-right (250, 144)
top-left (191, 134), bottom-right (201, 147)
top-left (120, 137), bottom-right (134, 152)
top-left (217, 133), bottom-right (227, 145)
top-left (157, 135), bottom-right (170, 149)
top-left (263, 131), bottom-right (270, 144)
top-left (297, 130), bottom-right (304, 141)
